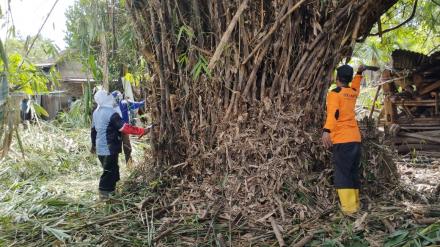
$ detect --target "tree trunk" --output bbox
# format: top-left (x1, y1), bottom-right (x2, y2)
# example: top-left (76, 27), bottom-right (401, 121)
top-left (127, 0), bottom-right (398, 229)
top-left (100, 32), bottom-right (109, 91)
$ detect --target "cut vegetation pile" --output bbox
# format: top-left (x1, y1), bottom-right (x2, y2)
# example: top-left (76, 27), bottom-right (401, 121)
top-left (0, 121), bottom-right (151, 246)
top-left (0, 114), bottom-right (438, 246)
top-left (1, 122), bottom-right (439, 246)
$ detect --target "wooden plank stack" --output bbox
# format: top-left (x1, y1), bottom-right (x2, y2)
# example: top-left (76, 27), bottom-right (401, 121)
top-left (381, 49), bottom-right (440, 154)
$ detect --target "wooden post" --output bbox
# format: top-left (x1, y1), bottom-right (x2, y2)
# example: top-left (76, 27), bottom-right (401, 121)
top-left (369, 85), bottom-right (381, 119)
top-left (381, 70), bottom-right (397, 125)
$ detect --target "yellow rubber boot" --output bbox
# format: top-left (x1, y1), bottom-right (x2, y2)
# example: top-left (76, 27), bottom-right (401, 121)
top-left (355, 189), bottom-right (360, 209)
top-left (337, 189), bottom-right (358, 215)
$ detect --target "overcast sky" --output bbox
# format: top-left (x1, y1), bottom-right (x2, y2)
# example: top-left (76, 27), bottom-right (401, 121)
top-left (0, 0), bottom-right (75, 49)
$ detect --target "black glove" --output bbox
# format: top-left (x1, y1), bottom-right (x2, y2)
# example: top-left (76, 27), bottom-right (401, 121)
top-left (357, 64), bottom-right (367, 74)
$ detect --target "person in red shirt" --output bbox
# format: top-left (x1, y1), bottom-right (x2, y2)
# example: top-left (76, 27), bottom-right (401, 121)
top-left (322, 64), bottom-right (366, 215)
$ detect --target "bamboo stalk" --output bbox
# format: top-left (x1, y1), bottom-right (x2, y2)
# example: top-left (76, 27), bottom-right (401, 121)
top-left (242, 43), bottom-right (270, 99)
top-left (208, 0), bottom-right (250, 70)
top-left (242, 0), bottom-right (307, 65)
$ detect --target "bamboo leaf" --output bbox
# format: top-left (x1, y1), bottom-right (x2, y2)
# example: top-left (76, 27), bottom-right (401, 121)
top-left (384, 230), bottom-right (410, 247)
top-left (41, 198), bottom-right (69, 207)
top-left (176, 25), bottom-right (194, 47)
top-left (43, 226), bottom-right (71, 241)
top-left (32, 102), bottom-right (49, 118)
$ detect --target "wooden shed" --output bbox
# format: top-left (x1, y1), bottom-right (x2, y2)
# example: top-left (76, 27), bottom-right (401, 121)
top-left (35, 54), bottom-right (95, 120)
top-left (380, 50), bottom-right (440, 154)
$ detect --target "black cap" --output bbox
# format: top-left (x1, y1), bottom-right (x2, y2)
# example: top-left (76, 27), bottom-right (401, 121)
top-left (336, 65), bottom-right (354, 84)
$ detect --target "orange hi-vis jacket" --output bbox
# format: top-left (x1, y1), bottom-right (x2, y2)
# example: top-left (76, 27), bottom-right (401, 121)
top-left (323, 74), bottom-right (362, 144)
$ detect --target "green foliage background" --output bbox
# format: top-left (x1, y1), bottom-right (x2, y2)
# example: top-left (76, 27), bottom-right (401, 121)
top-left (64, 0), bottom-right (147, 89)
top-left (354, 0), bottom-right (439, 66)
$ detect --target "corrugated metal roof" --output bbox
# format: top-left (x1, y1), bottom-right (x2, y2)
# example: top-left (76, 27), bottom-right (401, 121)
top-left (35, 62), bottom-right (56, 68)
top-left (10, 91), bottom-right (66, 96)
top-left (62, 78), bottom-right (96, 82)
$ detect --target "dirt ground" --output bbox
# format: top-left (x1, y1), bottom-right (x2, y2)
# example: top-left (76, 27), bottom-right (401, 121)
top-left (397, 153), bottom-right (440, 196)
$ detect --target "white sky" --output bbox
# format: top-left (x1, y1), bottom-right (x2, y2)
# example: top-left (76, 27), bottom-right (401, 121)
top-left (0, 0), bottom-right (75, 49)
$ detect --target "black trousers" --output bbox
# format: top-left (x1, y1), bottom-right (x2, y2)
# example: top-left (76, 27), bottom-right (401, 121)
top-left (98, 154), bottom-right (120, 192)
top-left (332, 142), bottom-right (361, 189)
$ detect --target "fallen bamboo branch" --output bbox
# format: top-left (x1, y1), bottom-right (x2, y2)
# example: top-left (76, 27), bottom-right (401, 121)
top-left (269, 216), bottom-right (286, 247)
top-left (77, 208), bottom-right (136, 229)
top-left (415, 217), bottom-right (440, 225)
top-left (153, 220), bottom-right (182, 243)
top-left (208, 0), bottom-right (250, 70)
top-left (397, 144), bottom-right (439, 153)
top-left (136, 196), bottom-right (156, 210)
top-left (291, 233), bottom-right (314, 247)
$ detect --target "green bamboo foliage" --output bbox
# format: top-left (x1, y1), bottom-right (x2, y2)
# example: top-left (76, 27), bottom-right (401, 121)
top-left (65, 0), bottom-right (146, 88)
top-left (0, 45), bottom-right (57, 158)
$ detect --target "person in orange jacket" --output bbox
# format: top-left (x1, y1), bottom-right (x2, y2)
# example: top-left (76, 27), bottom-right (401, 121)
top-left (322, 64), bottom-right (366, 215)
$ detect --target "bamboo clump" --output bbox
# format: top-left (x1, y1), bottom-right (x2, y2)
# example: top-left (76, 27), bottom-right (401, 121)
top-left (124, 0), bottom-right (409, 243)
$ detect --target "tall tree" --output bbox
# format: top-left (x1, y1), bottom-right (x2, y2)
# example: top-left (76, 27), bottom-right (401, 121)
top-left (65, 0), bottom-right (143, 90)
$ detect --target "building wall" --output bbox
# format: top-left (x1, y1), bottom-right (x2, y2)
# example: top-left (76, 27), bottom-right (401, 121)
top-left (57, 60), bottom-right (90, 80)
top-left (60, 82), bottom-right (84, 98)
top-left (35, 56), bottom-right (95, 119)
top-left (41, 93), bottom-right (67, 120)
top-left (56, 60), bottom-right (94, 99)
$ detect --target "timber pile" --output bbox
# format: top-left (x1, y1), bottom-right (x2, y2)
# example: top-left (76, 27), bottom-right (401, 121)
top-left (126, 0), bottom-right (403, 244)
top-left (381, 50), bottom-right (440, 154)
